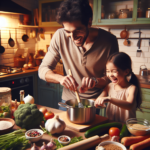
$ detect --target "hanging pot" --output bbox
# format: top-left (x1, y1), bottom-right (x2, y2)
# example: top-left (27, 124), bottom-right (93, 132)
top-left (0, 30), bottom-right (5, 54)
top-left (120, 26), bottom-right (128, 39)
top-left (8, 30), bottom-right (15, 47)
top-left (22, 29), bottom-right (29, 42)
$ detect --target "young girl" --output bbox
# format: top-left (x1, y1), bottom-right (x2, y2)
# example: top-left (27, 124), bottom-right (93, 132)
top-left (95, 52), bottom-right (142, 123)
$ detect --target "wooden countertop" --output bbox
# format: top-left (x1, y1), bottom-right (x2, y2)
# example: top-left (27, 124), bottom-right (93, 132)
top-left (12, 105), bottom-right (102, 150)
top-left (11, 105), bottom-right (150, 150)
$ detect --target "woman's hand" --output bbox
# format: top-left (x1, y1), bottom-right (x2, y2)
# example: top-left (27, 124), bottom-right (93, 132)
top-left (79, 77), bottom-right (96, 93)
top-left (60, 75), bottom-right (78, 91)
top-left (94, 96), bottom-right (110, 107)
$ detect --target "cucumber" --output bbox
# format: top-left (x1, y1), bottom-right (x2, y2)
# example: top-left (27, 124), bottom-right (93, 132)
top-left (84, 122), bottom-right (122, 138)
top-left (119, 124), bottom-right (130, 139)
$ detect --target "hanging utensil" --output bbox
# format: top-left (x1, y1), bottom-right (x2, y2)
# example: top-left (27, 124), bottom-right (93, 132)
top-left (8, 30), bottom-right (15, 47)
top-left (0, 30), bottom-right (5, 54)
top-left (134, 29), bottom-right (142, 57)
top-left (22, 29), bottom-right (29, 42)
top-left (68, 69), bottom-right (84, 108)
top-left (120, 26), bottom-right (128, 39)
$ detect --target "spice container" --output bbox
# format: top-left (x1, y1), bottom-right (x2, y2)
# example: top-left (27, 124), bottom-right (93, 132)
top-left (20, 90), bottom-right (25, 104)
top-left (146, 8), bottom-right (150, 18)
top-left (0, 87), bottom-right (12, 118)
top-left (118, 9), bottom-right (129, 19)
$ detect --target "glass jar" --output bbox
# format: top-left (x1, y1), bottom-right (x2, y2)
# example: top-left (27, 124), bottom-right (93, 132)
top-left (118, 9), bottom-right (129, 19)
top-left (0, 87), bottom-right (12, 118)
top-left (146, 8), bottom-right (150, 18)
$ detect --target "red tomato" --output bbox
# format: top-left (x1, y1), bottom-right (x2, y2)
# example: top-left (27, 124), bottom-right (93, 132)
top-left (109, 127), bottom-right (120, 137)
top-left (44, 111), bottom-right (54, 120)
top-left (39, 107), bottom-right (48, 115)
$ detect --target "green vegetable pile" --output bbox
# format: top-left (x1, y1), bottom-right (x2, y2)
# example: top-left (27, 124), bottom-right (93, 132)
top-left (53, 136), bottom-right (83, 149)
top-left (0, 129), bottom-right (31, 150)
top-left (0, 105), bottom-right (11, 118)
top-left (14, 103), bottom-right (43, 129)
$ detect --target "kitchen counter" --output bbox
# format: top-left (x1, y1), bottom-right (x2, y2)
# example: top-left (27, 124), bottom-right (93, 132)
top-left (12, 105), bottom-right (104, 150)
top-left (11, 105), bottom-right (150, 150)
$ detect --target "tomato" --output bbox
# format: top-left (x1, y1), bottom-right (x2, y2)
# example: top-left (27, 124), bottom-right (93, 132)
top-left (39, 107), bottom-right (48, 115)
top-left (109, 127), bottom-right (120, 137)
top-left (44, 111), bottom-right (54, 120)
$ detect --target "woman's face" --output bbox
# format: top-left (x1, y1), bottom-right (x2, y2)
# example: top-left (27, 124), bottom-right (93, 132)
top-left (106, 62), bottom-right (127, 85)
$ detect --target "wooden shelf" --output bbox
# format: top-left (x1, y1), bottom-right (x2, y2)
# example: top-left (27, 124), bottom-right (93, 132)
top-left (19, 25), bottom-right (39, 28)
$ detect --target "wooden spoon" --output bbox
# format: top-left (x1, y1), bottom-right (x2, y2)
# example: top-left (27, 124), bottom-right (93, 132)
top-left (68, 69), bottom-right (84, 108)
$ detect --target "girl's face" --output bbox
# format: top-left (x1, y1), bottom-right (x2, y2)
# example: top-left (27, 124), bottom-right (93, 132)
top-left (106, 62), bottom-right (129, 85)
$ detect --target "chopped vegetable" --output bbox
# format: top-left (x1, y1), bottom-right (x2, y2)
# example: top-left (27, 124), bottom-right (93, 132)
top-left (0, 129), bottom-right (31, 150)
top-left (53, 136), bottom-right (83, 149)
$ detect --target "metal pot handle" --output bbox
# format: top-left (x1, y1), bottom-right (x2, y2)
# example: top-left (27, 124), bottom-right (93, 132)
top-left (58, 102), bottom-right (71, 108)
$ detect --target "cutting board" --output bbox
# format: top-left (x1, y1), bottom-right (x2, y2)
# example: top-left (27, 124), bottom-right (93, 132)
top-left (55, 111), bottom-right (108, 132)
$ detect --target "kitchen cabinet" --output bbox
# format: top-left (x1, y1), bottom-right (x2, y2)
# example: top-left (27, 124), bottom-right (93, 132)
top-left (37, 77), bottom-right (63, 109)
top-left (136, 88), bottom-right (150, 121)
top-left (38, 0), bottom-right (96, 27)
top-left (38, 0), bottom-right (63, 27)
top-left (92, 0), bottom-right (150, 26)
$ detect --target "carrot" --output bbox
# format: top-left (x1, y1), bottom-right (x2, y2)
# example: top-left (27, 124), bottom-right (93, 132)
top-left (129, 138), bottom-right (150, 150)
top-left (121, 134), bottom-right (150, 146)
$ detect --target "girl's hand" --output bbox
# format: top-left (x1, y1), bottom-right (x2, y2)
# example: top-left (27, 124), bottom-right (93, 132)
top-left (60, 75), bottom-right (78, 91)
top-left (94, 96), bottom-right (110, 107)
top-left (79, 77), bottom-right (95, 93)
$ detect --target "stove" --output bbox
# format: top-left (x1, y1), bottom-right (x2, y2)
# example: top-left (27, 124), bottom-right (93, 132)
top-left (0, 65), bottom-right (22, 76)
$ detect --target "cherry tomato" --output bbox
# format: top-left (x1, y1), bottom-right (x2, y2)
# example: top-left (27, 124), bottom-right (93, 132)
top-left (109, 127), bottom-right (120, 137)
top-left (39, 107), bottom-right (48, 115)
top-left (44, 111), bottom-right (54, 120)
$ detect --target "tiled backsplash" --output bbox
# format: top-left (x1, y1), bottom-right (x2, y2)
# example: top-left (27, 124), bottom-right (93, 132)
top-left (0, 14), bottom-right (37, 67)
top-left (0, 14), bottom-right (150, 75)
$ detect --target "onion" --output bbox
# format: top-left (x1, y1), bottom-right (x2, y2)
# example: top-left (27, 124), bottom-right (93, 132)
top-left (47, 139), bottom-right (54, 149)
top-left (31, 143), bottom-right (39, 150)
top-left (39, 107), bottom-right (48, 115)
top-left (40, 142), bottom-right (51, 150)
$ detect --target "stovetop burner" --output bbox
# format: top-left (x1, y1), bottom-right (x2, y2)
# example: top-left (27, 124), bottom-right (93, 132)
top-left (0, 65), bottom-right (22, 76)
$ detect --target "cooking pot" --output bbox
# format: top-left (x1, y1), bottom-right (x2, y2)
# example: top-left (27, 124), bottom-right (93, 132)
top-left (139, 65), bottom-right (148, 76)
top-left (58, 99), bottom-right (103, 124)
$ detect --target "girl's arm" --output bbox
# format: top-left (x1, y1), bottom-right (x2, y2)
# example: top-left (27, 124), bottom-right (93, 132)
top-left (96, 85), bottom-right (137, 110)
top-left (94, 85), bottom-right (108, 107)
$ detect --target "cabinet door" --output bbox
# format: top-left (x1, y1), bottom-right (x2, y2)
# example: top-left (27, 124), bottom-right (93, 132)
top-left (38, 78), bottom-right (61, 109)
top-left (39, 0), bottom-right (63, 27)
top-left (96, 0), bottom-right (134, 25)
top-left (136, 88), bottom-right (150, 120)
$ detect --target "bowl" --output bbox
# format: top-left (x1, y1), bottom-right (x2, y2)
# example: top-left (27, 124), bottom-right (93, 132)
top-left (25, 129), bottom-right (43, 142)
top-left (58, 135), bottom-right (71, 145)
top-left (96, 141), bottom-right (127, 150)
top-left (126, 118), bottom-right (150, 136)
top-left (0, 118), bottom-right (15, 135)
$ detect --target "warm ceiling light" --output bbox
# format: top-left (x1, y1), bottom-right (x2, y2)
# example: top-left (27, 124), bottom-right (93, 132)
top-left (0, 16), bottom-right (8, 28)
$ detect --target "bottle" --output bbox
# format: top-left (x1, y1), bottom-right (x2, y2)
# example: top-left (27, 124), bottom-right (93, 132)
top-left (20, 90), bottom-right (25, 104)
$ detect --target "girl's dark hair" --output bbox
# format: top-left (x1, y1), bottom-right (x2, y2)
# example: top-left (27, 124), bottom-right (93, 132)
top-left (107, 52), bottom-right (142, 110)
top-left (56, 0), bottom-right (93, 26)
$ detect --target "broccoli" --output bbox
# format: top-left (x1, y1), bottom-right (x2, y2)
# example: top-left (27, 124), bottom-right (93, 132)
top-left (14, 103), bottom-right (43, 129)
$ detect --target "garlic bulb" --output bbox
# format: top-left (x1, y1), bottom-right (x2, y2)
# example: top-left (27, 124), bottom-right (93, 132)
top-left (45, 115), bottom-right (66, 134)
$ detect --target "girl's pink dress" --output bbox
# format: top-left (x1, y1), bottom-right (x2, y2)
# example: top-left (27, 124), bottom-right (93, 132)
top-left (106, 83), bottom-right (137, 123)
